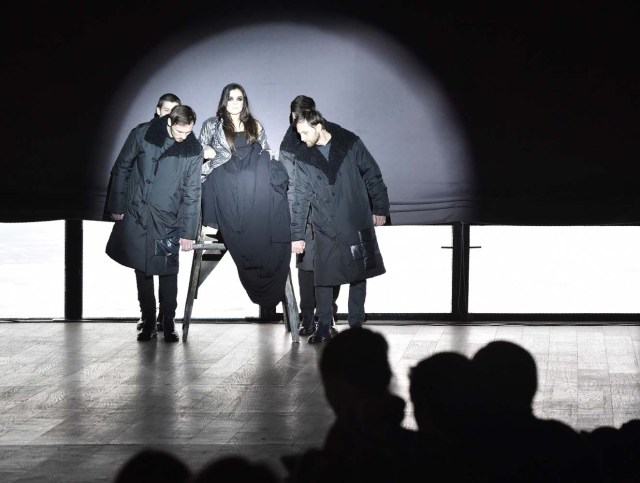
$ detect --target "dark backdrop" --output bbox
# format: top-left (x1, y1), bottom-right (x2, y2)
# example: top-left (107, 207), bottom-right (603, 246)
top-left (2, 1), bottom-right (638, 225)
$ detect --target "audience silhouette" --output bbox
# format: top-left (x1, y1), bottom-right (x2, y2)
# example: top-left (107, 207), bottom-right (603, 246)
top-left (282, 327), bottom-right (422, 483)
top-left (111, 337), bottom-right (639, 483)
top-left (190, 454), bottom-right (281, 483)
top-left (112, 447), bottom-right (191, 483)
top-left (408, 351), bottom-right (487, 482)
top-left (471, 340), bottom-right (604, 483)
top-left (580, 418), bottom-right (640, 483)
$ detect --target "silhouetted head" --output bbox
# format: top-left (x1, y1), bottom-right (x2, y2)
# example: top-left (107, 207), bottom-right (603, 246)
top-left (472, 340), bottom-right (538, 416)
top-left (113, 448), bottom-right (191, 483)
top-left (409, 351), bottom-right (483, 438)
top-left (191, 455), bottom-right (280, 483)
top-left (319, 328), bottom-right (392, 416)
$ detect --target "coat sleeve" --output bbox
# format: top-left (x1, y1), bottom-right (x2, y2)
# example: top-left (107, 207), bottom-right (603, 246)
top-left (278, 147), bottom-right (296, 215)
top-left (198, 117), bottom-right (216, 181)
top-left (257, 123), bottom-right (270, 152)
top-left (353, 139), bottom-right (390, 216)
top-left (290, 162), bottom-right (313, 241)
top-left (200, 117), bottom-right (234, 180)
top-left (106, 126), bottom-right (142, 214)
top-left (180, 151), bottom-right (204, 240)
top-left (198, 117), bottom-right (215, 148)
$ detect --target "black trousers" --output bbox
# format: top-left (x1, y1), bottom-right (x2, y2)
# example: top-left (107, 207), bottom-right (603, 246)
top-left (298, 269), bottom-right (340, 320)
top-left (315, 280), bottom-right (365, 328)
top-left (135, 270), bottom-right (177, 322)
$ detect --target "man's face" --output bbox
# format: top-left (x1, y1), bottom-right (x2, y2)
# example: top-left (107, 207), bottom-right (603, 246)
top-left (156, 101), bottom-right (180, 117)
top-left (168, 121), bottom-right (194, 143)
top-left (225, 88), bottom-right (244, 116)
top-left (296, 120), bottom-right (321, 147)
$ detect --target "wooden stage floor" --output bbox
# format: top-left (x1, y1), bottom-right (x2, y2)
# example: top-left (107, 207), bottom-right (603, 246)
top-left (0, 321), bottom-right (638, 482)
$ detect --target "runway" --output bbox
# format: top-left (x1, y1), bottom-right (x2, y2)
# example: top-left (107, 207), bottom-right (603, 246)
top-left (0, 321), bottom-right (637, 482)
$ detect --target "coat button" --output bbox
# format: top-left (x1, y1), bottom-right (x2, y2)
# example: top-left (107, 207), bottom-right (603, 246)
top-left (146, 180), bottom-right (151, 184)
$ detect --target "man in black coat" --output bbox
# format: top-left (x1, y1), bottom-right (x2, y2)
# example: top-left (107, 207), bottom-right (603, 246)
top-left (290, 108), bottom-right (389, 343)
top-left (279, 95), bottom-right (340, 336)
top-left (106, 105), bottom-right (203, 342)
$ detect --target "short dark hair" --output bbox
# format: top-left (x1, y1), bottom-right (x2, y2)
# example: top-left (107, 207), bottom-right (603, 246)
top-left (169, 105), bottom-right (196, 126)
top-left (290, 95), bottom-right (315, 112)
top-left (295, 108), bottom-right (325, 128)
top-left (289, 95), bottom-right (316, 124)
top-left (154, 93), bottom-right (181, 118)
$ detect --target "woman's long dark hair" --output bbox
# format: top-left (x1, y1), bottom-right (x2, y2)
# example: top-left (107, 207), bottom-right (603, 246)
top-left (216, 83), bottom-right (259, 152)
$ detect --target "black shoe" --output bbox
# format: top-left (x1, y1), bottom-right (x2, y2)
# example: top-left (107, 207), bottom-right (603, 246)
top-left (163, 330), bottom-right (179, 343)
top-left (298, 324), bottom-right (316, 336)
top-left (137, 327), bottom-right (158, 341)
top-left (308, 326), bottom-right (332, 344)
top-left (163, 318), bottom-right (179, 342)
top-left (298, 315), bottom-right (316, 336)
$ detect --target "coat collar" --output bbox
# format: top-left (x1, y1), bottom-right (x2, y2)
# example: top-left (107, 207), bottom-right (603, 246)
top-left (289, 121), bottom-right (358, 185)
top-left (144, 114), bottom-right (202, 158)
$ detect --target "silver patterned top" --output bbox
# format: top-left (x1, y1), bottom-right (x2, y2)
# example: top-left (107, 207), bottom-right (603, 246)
top-left (198, 116), bottom-right (270, 181)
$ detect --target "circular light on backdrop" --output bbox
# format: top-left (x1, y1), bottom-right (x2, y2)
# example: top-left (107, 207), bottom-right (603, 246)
top-left (97, 16), bottom-right (475, 224)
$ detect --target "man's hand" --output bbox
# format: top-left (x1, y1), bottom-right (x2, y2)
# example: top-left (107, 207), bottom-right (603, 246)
top-left (292, 240), bottom-right (306, 254)
top-left (373, 215), bottom-right (386, 226)
top-left (180, 238), bottom-right (195, 251)
top-left (110, 213), bottom-right (124, 221)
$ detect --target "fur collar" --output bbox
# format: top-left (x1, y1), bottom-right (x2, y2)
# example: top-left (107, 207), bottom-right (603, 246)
top-left (279, 124), bottom-right (302, 154)
top-left (287, 121), bottom-right (358, 185)
top-left (144, 114), bottom-right (202, 158)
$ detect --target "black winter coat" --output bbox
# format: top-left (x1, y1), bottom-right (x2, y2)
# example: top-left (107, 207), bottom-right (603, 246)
top-left (105, 115), bottom-right (203, 275)
top-left (201, 142), bottom-right (292, 307)
top-left (290, 122), bottom-right (389, 286)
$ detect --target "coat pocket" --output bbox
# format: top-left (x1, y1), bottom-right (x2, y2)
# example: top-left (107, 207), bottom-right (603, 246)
top-left (349, 227), bottom-right (379, 270)
top-left (154, 228), bottom-right (180, 256)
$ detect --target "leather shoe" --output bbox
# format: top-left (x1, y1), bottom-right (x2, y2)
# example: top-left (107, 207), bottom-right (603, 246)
top-left (137, 327), bottom-right (158, 341)
top-left (308, 326), bottom-right (332, 344)
top-left (163, 330), bottom-right (179, 343)
top-left (298, 316), bottom-right (316, 336)
top-left (299, 324), bottom-right (316, 336)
